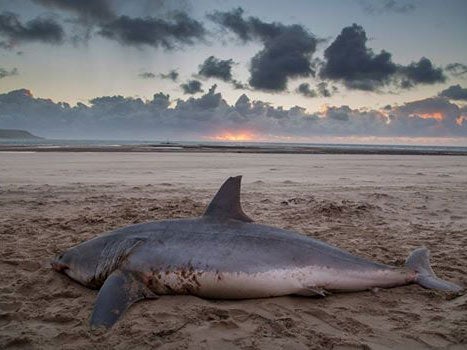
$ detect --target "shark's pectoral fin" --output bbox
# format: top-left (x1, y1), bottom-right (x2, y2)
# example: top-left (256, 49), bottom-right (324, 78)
top-left (295, 286), bottom-right (328, 297)
top-left (90, 270), bottom-right (158, 330)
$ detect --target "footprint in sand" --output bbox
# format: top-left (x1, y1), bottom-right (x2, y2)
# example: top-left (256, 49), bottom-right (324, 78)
top-left (228, 308), bottom-right (251, 323)
top-left (209, 319), bottom-right (240, 330)
top-left (282, 180), bottom-right (297, 184)
top-left (2, 337), bottom-right (33, 349)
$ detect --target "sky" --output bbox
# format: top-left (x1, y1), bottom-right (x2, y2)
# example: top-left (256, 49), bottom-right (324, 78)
top-left (0, 0), bottom-right (466, 144)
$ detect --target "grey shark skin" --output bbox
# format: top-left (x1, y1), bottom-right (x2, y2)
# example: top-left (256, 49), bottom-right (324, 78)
top-left (51, 176), bottom-right (463, 329)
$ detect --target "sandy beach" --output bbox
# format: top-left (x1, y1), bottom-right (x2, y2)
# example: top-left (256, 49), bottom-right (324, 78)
top-left (0, 152), bottom-right (466, 349)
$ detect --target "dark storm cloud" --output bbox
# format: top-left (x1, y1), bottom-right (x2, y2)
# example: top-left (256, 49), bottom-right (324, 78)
top-left (399, 57), bottom-right (445, 87)
top-left (320, 24), bottom-right (446, 91)
top-left (198, 56), bottom-right (234, 82)
top-left (209, 8), bottom-right (318, 91)
top-left (249, 25), bottom-right (317, 91)
top-left (160, 70), bottom-right (179, 81)
top-left (445, 63), bottom-right (467, 77)
top-left (319, 24), bottom-right (397, 91)
top-left (139, 72), bottom-right (156, 79)
top-left (33, 0), bottom-right (115, 22)
top-left (180, 80), bottom-right (203, 94)
top-left (0, 11), bottom-right (64, 46)
top-left (439, 85), bottom-right (467, 101)
top-left (0, 67), bottom-right (18, 79)
top-left (98, 12), bottom-right (205, 49)
top-left (359, 0), bottom-right (416, 14)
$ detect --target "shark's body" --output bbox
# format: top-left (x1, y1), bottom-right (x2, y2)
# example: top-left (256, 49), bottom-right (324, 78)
top-left (52, 176), bottom-right (463, 329)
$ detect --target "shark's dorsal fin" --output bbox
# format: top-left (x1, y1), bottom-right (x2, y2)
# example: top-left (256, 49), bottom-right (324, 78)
top-left (203, 176), bottom-right (253, 222)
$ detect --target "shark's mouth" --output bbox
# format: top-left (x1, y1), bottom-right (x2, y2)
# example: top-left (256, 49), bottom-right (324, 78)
top-left (51, 259), bottom-right (68, 272)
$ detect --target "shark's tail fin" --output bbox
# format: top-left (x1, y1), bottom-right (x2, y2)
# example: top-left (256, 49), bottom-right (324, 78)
top-left (405, 247), bottom-right (463, 293)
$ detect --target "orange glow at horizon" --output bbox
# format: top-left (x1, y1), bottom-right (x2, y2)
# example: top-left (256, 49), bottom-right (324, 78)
top-left (318, 104), bottom-right (330, 115)
top-left (456, 116), bottom-right (465, 126)
top-left (415, 112), bottom-right (444, 122)
top-left (212, 131), bottom-right (256, 141)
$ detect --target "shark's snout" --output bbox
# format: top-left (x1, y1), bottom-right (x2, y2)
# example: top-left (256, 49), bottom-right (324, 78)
top-left (51, 255), bottom-right (68, 272)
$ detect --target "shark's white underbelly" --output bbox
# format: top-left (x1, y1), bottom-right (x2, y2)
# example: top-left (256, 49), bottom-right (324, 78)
top-left (145, 265), bottom-right (411, 299)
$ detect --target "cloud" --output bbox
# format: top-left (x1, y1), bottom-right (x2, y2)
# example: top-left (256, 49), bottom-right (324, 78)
top-left (359, 0), bottom-right (416, 14)
top-left (119, 0), bottom-right (192, 22)
top-left (296, 82), bottom-right (334, 98)
top-left (390, 97), bottom-right (465, 135)
top-left (33, 0), bottom-right (115, 23)
top-left (399, 57), bottom-right (445, 87)
top-left (138, 72), bottom-right (156, 79)
top-left (0, 67), bottom-right (18, 79)
top-left (0, 40), bottom-right (12, 49)
top-left (0, 11), bottom-right (64, 47)
top-left (180, 79), bottom-right (203, 94)
top-left (445, 63), bottom-right (467, 77)
top-left (320, 24), bottom-right (445, 91)
top-left (98, 12), bottom-right (205, 49)
top-left (176, 84), bottom-right (222, 111)
top-left (231, 80), bottom-right (248, 90)
top-left (320, 24), bottom-right (397, 91)
top-left (439, 85), bottom-right (467, 101)
top-left (198, 56), bottom-right (234, 82)
top-left (317, 82), bottom-right (335, 97)
top-left (210, 8), bottom-right (318, 91)
top-left (160, 69), bottom-right (179, 81)
top-left (197, 56), bottom-right (246, 89)
top-left (1, 88), bottom-right (465, 140)
top-left (32, 0), bottom-right (114, 44)
top-left (151, 92), bottom-right (171, 109)
top-left (297, 83), bottom-right (317, 98)
top-left (249, 25), bottom-right (317, 91)
top-left (208, 7), bottom-right (251, 41)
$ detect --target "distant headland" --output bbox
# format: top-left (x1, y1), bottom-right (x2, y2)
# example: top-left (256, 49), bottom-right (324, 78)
top-left (0, 129), bottom-right (43, 139)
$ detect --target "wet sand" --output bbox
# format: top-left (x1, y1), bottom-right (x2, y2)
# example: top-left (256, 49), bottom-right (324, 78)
top-left (1, 143), bottom-right (466, 155)
top-left (0, 152), bottom-right (466, 349)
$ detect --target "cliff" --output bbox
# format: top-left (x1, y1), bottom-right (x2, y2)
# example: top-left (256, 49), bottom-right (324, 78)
top-left (0, 129), bottom-right (43, 139)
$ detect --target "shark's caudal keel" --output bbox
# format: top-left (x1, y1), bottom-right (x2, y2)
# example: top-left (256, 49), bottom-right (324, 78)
top-left (52, 176), bottom-right (464, 329)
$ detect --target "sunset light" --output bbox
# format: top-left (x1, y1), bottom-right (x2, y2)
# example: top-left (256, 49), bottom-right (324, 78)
top-left (318, 104), bottom-right (330, 115)
top-left (414, 112), bottom-right (444, 122)
top-left (213, 131), bottom-right (256, 141)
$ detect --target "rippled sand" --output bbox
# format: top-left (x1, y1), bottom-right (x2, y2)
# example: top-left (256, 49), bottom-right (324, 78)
top-left (1, 152), bottom-right (466, 349)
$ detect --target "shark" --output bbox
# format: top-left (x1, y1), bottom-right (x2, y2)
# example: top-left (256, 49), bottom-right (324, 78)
top-left (51, 176), bottom-right (463, 329)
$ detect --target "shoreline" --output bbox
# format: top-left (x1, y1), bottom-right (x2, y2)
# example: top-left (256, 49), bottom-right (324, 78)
top-left (1, 143), bottom-right (467, 155)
